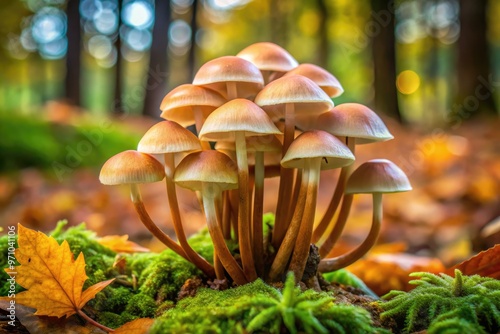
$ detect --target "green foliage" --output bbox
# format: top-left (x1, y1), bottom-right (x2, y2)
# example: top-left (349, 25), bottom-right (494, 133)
top-left (0, 113), bottom-right (139, 172)
top-left (151, 273), bottom-right (380, 334)
top-left (323, 269), bottom-right (379, 298)
top-left (379, 270), bottom-right (500, 333)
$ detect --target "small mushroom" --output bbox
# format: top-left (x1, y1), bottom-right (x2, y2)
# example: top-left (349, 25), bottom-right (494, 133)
top-left (174, 150), bottom-right (248, 285)
top-left (193, 56), bottom-right (264, 100)
top-left (99, 150), bottom-right (188, 260)
top-left (318, 159), bottom-right (411, 272)
top-left (269, 130), bottom-right (354, 282)
top-left (138, 120), bottom-right (215, 278)
top-left (283, 63), bottom-right (344, 98)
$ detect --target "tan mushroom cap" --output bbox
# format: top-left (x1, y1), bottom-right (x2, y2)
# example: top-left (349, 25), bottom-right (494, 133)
top-left (159, 84), bottom-right (226, 127)
top-left (345, 159), bottom-right (412, 194)
top-left (99, 150), bottom-right (165, 185)
top-left (281, 130), bottom-right (355, 170)
top-left (193, 56), bottom-right (264, 99)
top-left (283, 63), bottom-right (344, 98)
top-left (236, 42), bottom-right (299, 72)
top-left (137, 120), bottom-right (201, 154)
top-left (174, 150), bottom-right (238, 192)
top-left (198, 99), bottom-right (281, 142)
top-left (254, 75), bottom-right (334, 120)
top-left (317, 103), bottom-right (393, 144)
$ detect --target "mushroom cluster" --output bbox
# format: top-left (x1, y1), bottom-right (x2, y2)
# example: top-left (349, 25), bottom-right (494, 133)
top-left (100, 42), bottom-right (411, 286)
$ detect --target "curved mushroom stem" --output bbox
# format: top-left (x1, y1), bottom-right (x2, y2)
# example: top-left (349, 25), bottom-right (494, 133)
top-left (268, 167), bottom-right (309, 281)
top-left (235, 131), bottom-right (257, 281)
top-left (222, 191), bottom-right (232, 240)
top-left (288, 157), bottom-right (322, 282)
top-left (202, 183), bottom-right (248, 285)
top-left (318, 194), bottom-right (353, 257)
top-left (253, 151), bottom-right (265, 277)
top-left (314, 137), bottom-right (356, 245)
top-left (318, 193), bottom-right (383, 272)
top-left (164, 153), bottom-right (215, 278)
top-left (272, 102), bottom-right (295, 248)
top-left (130, 183), bottom-right (189, 261)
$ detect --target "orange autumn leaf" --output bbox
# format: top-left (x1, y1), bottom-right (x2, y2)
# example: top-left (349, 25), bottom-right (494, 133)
top-left (7, 224), bottom-right (114, 318)
top-left (114, 318), bottom-right (155, 334)
top-left (447, 244), bottom-right (500, 279)
top-left (98, 235), bottom-right (150, 253)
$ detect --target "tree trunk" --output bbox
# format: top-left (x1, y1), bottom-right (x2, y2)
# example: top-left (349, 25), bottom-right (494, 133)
top-left (456, 0), bottom-right (496, 115)
top-left (113, 0), bottom-right (123, 114)
top-left (143, 0), bottom-right (170, 118)
top-left (316, 0), bottom-right (329, 68)
top-left (64, 0), bottom-right (81, 106)
top-left (188, 0), bottom-right (198, 81)
top-left (370, 0), bottom-right (401, 122)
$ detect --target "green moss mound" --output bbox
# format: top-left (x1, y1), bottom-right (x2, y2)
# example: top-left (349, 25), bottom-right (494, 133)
top-left (378, 270), bottom-right (500, 333)
top-left (151, 273), bottom-right (382, 334)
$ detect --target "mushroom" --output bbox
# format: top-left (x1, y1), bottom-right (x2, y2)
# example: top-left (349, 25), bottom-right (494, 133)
top-left (199, 99), bottom-right (281, 281)
top-left (312, 103), bottom-right (393, 256)
top-left (236, 42), bottom-right (298, 83)
top-left (283, 63), bottom-right (344, 98)
top-left (193, 56), bottom-right (264, 100)
top-left (159, 84), bottom-right (226, 149)
top-left (255, 75), bottom-right (334, 248)
top-left (137, 120), bottom-right (215, 278)
top-left (99, 150), bottom-right (188, 261)
top-left (319, 159), bottom-right (412, 272)
top-left (174, 150), bottom-right (248, 285)
top-left (269, 130), bottom-right (354, 282)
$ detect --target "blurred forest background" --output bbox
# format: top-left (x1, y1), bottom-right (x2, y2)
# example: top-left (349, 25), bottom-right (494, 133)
top-left (0, 0), bottom-right (499, 292)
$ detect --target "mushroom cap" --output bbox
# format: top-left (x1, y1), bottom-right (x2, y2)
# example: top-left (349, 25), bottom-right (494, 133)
top-left (254, 75), bottom-right (334, 120)
top-left (198, 99), bottom-right (281, 141)
top-left (281, 130), bottom-right (355, 170)
top-left (215, 134), bottom-right (282, 153)
top-left (174, 150), bottom-right (238, 192)
top-left (193, 56), bottom-right (264, 99)
top-left (317, 103), bottom-right (393, 144)
top-left (138, 120), bottom-right (201, 154)
top-left (159, 84), bottom-right (226, 127)
top-left (283, 63), bottom-right (344, 98)
top-left (236, 42), bottom-right (299, 72)
top-left (345, 159), bottom-right (412, 194)
top-left (99, 150), bottom-right (165, 185)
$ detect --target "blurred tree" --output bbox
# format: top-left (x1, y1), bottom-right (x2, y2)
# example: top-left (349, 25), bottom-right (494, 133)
top-left (370, 0), bottom-right (401, 122)
top-left (456, 0), bottom-right (497, 115)
top-left (143, 0), bottom-right (170, 117)
top-left (316, 0), bottom-right (329, 68)
top-left (113, 0), bottom-right (124, 115)
top-left (65, 0), bottom-right (81, 106)
top-left (270, 1), bottom-right (289, 46)
top-left (188, 0), bottom-right (198, 80)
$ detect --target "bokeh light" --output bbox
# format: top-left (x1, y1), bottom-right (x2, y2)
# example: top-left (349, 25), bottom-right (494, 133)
top-left (397, 70), bottom-right (421, 95)
top-left (123, 1), bottom-right (154, 30)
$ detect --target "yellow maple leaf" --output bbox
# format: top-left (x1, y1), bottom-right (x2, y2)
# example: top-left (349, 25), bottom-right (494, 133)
top-left (98, 235), bottom-right (150, 253)
top-left (114, 318), bottom-right (155, 334)
top-left (7, 224), bottom-right (114, 318)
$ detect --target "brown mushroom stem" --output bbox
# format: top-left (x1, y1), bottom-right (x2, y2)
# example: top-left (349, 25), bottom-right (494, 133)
top-left (130, 184), bottom-right (189, 260)
top-left (288, 158), bottom-right (322, 281)
top-left (318, 193), bottom-right (382, 272)
top-left (317, 139), bottom-right (356, 256)
top-left (193, 106), bottom-right (211, 150)
top-left (164, 154), bottom-right (216, 278)
top-left (290, 169), bottom-right (303, 220)
top-left (235, 131), bottom-right (257, 281)
top-left (227, 82), bottom-right (238, 100)
top-left (222, 191), bottom-right (232, 239)
top-left (268, 168), bottom-right (309, 281)
top-left (214, 251), bottom-right (226, 280)
top-left (202, 183), bottom-right (248, 285)
top-left (253, 151), bottom-right (265, 276)
top-left (272, 103), bottom-right (296, 248)
top-left (230, 189), bottom-right (239, 241)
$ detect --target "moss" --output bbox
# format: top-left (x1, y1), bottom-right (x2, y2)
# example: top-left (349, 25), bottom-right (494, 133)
top-left (0, 233), bottom-right (20, 295)
top-left (323, 269), bottom-right (378, 298)
top-left (378, 270), bottom-right (500, 333)
top-left (151, 274), bottom-right (382, 334)
top-left (125, 294), bottom-right (158, 318)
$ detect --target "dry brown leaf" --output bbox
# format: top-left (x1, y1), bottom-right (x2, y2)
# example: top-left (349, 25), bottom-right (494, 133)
top-left (98, 235), bottom-right (150, 253)
top-left (114, 318), bottom-right (155, 334)
top-left (447, 244), bottom-right (500, 279)
top-left (6, 224), bottom-right (114, 318)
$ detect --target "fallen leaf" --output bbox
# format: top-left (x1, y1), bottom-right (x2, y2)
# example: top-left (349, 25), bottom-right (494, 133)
top-left (98, 235), bottom-right (150, 253)
top-left (114, 318), bottom-right (155, 334)
top-left (6, 224), bottom-right (114, 318)
top-left (447, 244), bottom-right (500, 279)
